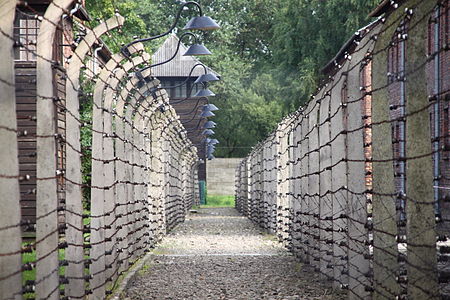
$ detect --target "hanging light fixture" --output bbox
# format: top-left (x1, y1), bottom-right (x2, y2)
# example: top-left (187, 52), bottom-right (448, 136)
top-left (183, 43), bottom-right (212, 56)
top-left (207, 144), bottom-right (215, 153)
top-left (195, 72), bottom-right (220, 84)
top-left (200, 110), bottom-right (215, 118)
top-left (184, 15), bottom-right (220, 31)
top-left (121, 1), bottom-right (220, 57)
top-left (193, 84), bottom-right (215, 98)
top-left (202, 103), bottom-right (219, 111)
top-left (202, 129), bottom-right (215, 136)
top-left (204, 121), bottom-right (216, 129)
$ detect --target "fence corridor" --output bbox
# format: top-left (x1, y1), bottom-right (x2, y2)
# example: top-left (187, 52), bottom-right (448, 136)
top-left (236, 0), bottom-right (450, 299)
top-left (0, 1), bottom-right (198, 299)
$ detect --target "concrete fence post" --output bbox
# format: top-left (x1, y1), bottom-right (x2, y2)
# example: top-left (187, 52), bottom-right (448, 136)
top-left (113, 45), bottom-right (146, 272)
top-left (319, 90), bottom-right (333, 280)
top-left (308, 98), bottom-right (321, 269)
top-left (65, 15), bottom-right (124, 298)
top-left (371, 13), bottom-right (400, 299)
top-left (404, 1), bottom-right (439, 298)
top-left (0, 2), bottom-right (22, 299)
top-left (35, 1), bottom-right (74, 299)
top-left (300, 112), bottom-right (310, 263)
top-left (329, 72), bottom-right (348, 288)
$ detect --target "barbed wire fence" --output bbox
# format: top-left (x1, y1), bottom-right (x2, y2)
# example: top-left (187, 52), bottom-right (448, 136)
top-left (236, 0), bottom-right (449, 299)
top-left (0, 0), bottom-right (199, 299)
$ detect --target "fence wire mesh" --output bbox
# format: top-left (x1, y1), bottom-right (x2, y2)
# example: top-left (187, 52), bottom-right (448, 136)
top-left (0, 1), bottom-right (199, 299)
top-left (236, 1), bottom-right (449, 299)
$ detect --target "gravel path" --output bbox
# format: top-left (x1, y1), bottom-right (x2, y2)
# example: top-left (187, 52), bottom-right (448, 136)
top-left (125, 207), bottom-right (345, 300)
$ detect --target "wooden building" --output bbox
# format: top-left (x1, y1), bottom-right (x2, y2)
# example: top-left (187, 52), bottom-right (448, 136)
top-left (152, 34), bottom-right (220, 182)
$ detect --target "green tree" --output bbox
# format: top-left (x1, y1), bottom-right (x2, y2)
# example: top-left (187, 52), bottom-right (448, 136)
top-left (270, 0), bottom-right (379, 108)
top-left (86, 0), bottom-right (147, 52)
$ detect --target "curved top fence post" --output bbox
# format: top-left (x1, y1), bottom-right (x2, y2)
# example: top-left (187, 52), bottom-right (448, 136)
top-left (36, 1), bottom-right (75, 300)
top-left (64, 14), bottom-right (124, 299)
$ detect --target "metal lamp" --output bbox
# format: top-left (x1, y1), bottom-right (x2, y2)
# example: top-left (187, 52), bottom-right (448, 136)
top-left (121, 1), bottom-right (220, 56)
top-left (202, 103), bottom-right (219, 111)
top-left (184, 43), bottom-right (212, 56)
top-left (204, 121), bottom-right (216, 129)
top-left (193, 84), bottom-right (215, 98)
top-left (202, 129), bottom-right (215, 136)
top-left (184, 15), bottom-right (220, 31)
top-left (195, 73), bottom-right (220, 84)
top-left (200, 110), bottom-right (215, 118)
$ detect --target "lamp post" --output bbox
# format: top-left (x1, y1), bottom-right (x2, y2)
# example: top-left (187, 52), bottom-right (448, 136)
top-left (125, 1), bottom-right (220, 205)
top-left (120, 1), bottom-right (220, 57)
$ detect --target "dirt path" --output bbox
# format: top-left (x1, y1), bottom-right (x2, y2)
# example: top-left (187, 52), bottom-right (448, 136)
top-left (125, 207), bottom-right (344, 300)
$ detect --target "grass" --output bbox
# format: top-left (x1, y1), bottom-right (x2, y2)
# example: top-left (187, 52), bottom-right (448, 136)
top-left (22, 248), bottom-right (66, 299)
top-left (21, 213), bottom-right (90, 299)
top-left (202, 194), bottom-right (235, 207)
top-left (138, 262), bottom-right (154, 276)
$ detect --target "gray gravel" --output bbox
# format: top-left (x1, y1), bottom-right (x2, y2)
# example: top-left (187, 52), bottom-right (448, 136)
top-left (125, 207), bottom-right (345, 300)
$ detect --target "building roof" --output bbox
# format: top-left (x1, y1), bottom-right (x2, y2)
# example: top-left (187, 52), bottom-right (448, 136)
top-left (151, 34), bottom-right (219, 78)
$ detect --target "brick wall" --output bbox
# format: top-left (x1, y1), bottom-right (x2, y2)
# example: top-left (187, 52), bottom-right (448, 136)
top-left (426, 1), bottom-right (449, 223)
top-left (361, 59), bottom-right (373, 194)
top-left (388, 20), bottom-right (406, 195)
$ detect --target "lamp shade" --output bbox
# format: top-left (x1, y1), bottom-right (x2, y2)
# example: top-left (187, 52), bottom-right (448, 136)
top-left (202, 103), bottom-right (219, 111)
top-left (183, 16), bottom-right (220, 31)
top-left (183, 44), bottom-right (212, 56)
top-left (193, 87), bottom-right (215, 98)
top-left (200, 111), bottom-right (215, 118)
top-left (194, 73), bottom-right (220, 84)
top-left (202, 129), bottom-right (215, 136)
top-left (207, 153), bottom-right (215, 160)
top-left (209, 139), bottom-right (219, 145)
top-left (204, 121), bottom-right (216, 129)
